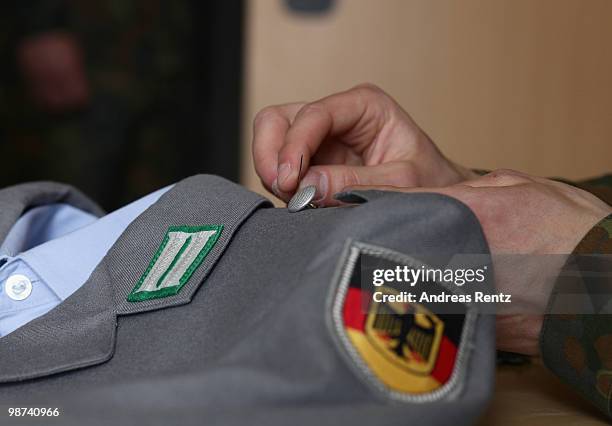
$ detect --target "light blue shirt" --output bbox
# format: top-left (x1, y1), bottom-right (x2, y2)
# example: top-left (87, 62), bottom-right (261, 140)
top-left (0, 186), bottom-right (172, 337)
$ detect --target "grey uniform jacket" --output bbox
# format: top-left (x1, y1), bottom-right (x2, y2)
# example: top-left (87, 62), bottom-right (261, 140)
top-left (0, 175), bottom-right (495, 426)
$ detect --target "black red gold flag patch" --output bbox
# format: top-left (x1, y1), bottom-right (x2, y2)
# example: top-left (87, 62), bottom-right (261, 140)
top-left (329, 242), bottom-right (475, 401)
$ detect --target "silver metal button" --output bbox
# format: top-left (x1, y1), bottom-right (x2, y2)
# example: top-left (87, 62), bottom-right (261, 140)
top-left (5, 274), bottom-right (32, 301)
top-left (287, 185), bottom-right (318, 213)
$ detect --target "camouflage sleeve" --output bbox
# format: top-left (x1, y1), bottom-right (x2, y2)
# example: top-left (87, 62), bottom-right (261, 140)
top-left (540, 214), bottom-right (612, 418)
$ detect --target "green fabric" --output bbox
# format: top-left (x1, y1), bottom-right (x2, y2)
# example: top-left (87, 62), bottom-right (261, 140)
top-left (127, 225), bottom-right (223, 302)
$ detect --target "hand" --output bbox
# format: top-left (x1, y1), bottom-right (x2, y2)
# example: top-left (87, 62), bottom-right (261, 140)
top-left (343, 169), bottom-right (612, 355)
top-left (17, 32), bottom-right (90, 112)
top-left (252, 83), bottom-right (477, 205)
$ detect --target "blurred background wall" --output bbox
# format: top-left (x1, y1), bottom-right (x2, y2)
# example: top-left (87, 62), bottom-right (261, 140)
top-left (1, 0), bottom-right (610, 209)
top-left (242, 0), bottom-right (612, 197)
top-left (0, 0), bottom-right (243, 210)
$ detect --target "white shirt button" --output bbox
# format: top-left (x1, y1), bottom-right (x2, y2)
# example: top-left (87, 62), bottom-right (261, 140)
top-left (4, 274), bottom-right (32, 301)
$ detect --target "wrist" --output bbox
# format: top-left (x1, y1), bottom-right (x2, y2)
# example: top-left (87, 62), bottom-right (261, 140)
top-left (496, 314), bottom-right (544, 356)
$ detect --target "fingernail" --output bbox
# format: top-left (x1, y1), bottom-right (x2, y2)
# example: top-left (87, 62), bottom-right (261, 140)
top-left (271, 179), bottom-right (280, 197)
top-left (277, 163), bottom-right (292, 187)
top-left (301, 171), bottom-right (328, 203)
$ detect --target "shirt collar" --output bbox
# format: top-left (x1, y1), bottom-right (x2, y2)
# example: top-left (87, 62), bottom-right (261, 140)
top-left (7, 186), bottom-right (172, 301)
top-left (0, 204), bottom-right (98, 257)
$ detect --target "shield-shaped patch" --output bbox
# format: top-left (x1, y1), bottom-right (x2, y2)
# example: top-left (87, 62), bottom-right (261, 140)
top-left (328, 241), bottom-right (476, 402)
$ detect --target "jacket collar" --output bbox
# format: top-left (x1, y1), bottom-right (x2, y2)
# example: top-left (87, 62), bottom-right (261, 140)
top-left (0, 175), bottom-right (270, 383)
top-left (0, 181), bottom-right (104, 246)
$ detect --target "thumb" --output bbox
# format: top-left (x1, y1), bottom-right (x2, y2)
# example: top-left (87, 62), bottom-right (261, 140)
top-left (298, 162), bottom-right (419, 206)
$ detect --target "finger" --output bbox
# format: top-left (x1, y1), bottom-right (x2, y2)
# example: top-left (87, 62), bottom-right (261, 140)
top-left (252, 103), bottom-right (304, 194)
top-left (297, 161), bottom-right (421, 206)
top-left (337, 183), bottom-right (486, 227)
top-left (338, 184), bottom-right (447, 196)
top-left (335, 182), bottom-right (475, 208)
top-left (276, 84), bottom-right (390, 194)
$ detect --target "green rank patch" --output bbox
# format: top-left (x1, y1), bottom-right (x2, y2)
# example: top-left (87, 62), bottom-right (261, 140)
top-left (127, 225), bottom-right (223, 302)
